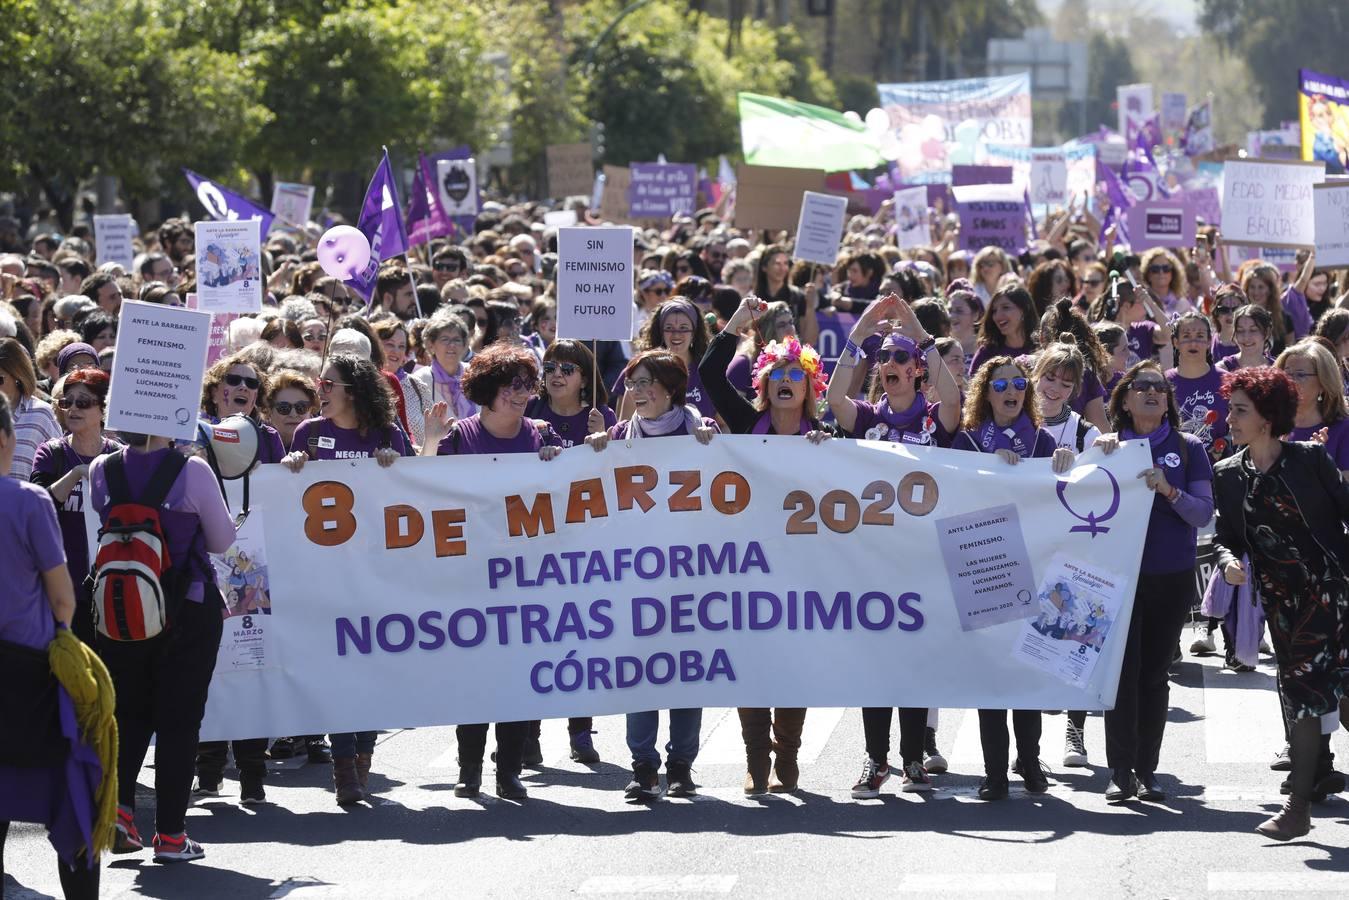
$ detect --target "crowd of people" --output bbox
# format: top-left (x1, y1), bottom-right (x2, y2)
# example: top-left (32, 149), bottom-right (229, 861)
top-left (2, 187), bottom-right (1349, 893)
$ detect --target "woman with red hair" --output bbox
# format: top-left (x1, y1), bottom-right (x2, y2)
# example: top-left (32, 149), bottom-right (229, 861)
top-left (29, 367), bottom-right (120, 644)
top-left (1213, 366), bottom-right (1349, 840)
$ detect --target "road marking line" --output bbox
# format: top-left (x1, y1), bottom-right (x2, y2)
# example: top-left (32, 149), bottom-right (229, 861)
top-left (892, 873), bottom-right (1055, 892)
top-left (577, 875), bottom-right (738, 894)
top-left (1201, 661), bottom-right (1283, 764)
top-left (1209, 872), bottom-right (1349, 892)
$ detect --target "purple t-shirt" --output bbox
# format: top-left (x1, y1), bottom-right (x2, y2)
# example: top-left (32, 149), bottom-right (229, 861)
top-left (1136, 429), bottom-right (1213, 574)
top-left (291, 417), bottom-right (413, 460)
top-left (1290, 417), bottom-right (1349, 469)
top-left (1216, 352), bottom-right (1274, 373)
top-left (1282, 286), bottom-right (1314, 340)
top-left (1069, 367), bottom-right (1106, 416)
top-left (437, 413), bottom-right (563, 456)
top-left (1211, 338), bottom-right (1238, 361)
top-left (524, 398), bottom-right (617, 449)
top-left (968, 341), bottom-right (1029, 380)
top-left (0, 478), bottom-right (64, 649)
top-left (1166, 367), bottom-right (1229, 455)
top-left (1127, 321), bottom-right (1159, 365)
top-left (725, 354), bottom-right (753, 398)
top-left (848, 396), bottom-right (951, 448)
top-left (31, 437), bottom-right (121, 592)
top-left (611, 362), bottom-right (718, 420)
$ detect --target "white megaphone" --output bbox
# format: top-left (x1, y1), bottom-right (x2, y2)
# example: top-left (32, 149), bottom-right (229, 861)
top-left (196, 414), bottom-right (262, 523)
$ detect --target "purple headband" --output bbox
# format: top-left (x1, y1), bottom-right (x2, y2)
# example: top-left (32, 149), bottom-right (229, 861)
top-left (657, 298), bottom-right (700, 331)
top-left (639, 271), bottom-right (675, 291)
top-left (880, 332), bottom-right (919, 356)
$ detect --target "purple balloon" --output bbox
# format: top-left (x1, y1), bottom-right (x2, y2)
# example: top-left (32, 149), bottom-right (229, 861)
top-left (316, 225), bottom-right (371, 281)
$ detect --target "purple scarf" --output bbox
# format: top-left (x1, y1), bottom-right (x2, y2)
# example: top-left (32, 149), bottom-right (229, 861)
top-left (976, 412), bottom-right (1039, 458)
top-left (876, 393), bottom-right (927, 434)
top-left (751, 411), bottom-right (811, 435)
top-left (1121, 419), bottom-right (1171, 448)
top-left (431, 357), bottom-right (474, 420)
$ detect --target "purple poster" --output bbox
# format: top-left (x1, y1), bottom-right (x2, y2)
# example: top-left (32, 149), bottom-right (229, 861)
top-left (935, 503), bottom-right (1037, 631)
top-left (628, 163), bottom-right (697, 217)
top-left (952, 184), bottom-right (1028, 254)
top-left (952, 165), bottom-right (1014, 187)
top-left (1176, 186), bottom-right (1222, 227)
top-left (1125, 199), bottom-right (1196, 249)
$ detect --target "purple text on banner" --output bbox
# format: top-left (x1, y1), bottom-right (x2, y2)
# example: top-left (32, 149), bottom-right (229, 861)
top-left (628, 163), bottom-right (698, 218)
top-left (952, 165), bottom-right (1015, 187)
top-left (957, 200), bottom-right (1028, 255)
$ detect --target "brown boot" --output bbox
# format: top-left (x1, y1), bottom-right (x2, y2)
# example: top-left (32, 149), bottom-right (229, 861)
top-left (333, 757), bottom-right (363, 806)
top-left (744, 750), bottom-right (771, 796)
top-left (355, 752), bottom-right (373, 798)
top-left (771, 753), bottom-right (800, 793)
top-left (770, 708), bottom-right (806, 792)
top-left (1255, 795), bottom-right (1311, 841)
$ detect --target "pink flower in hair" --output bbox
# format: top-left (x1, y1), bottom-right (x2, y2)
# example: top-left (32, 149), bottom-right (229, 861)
top-left (752, 336), bottom-right (828, 397)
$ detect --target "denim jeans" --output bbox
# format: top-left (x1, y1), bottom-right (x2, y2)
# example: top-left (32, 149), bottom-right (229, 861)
top-left (625, 709), bottom-right (702, 768)
top-left (330, 731), bottom-right (377, 757)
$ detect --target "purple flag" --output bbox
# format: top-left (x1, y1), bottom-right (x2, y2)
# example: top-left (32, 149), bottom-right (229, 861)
top-left (406, 151), bottom-right (452, 246)
top-left (1096, 159), bottom-right (1132, 245)
top-left (346, 150), bottom-right (409, 302)
top-left (182, 169), bottom-right (275, 236)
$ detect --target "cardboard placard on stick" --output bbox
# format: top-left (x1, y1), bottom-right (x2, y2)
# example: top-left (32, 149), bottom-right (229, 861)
top-left (1220, 158), bottom-right (1324, 248)
top-left (599, 165), bottom-right (631, 223)
top-left (1314, 181), bottom-right (1349, 267)
top-left (794, 192), bottom-right (848, 265)
top-left (556, 226), bottom-right (635, 342)
top-left (546, 143), bottom-right (595, 198)
top-left (734, 164), bottom-right (827, 231)
top-left (105, 301), bottom-right (211, 442)
top-left (93, 214), bottom-right (136, 270)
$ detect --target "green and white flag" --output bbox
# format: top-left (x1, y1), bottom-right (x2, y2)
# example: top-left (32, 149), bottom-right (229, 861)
top-left (738, 92), bottom-right (885, 171)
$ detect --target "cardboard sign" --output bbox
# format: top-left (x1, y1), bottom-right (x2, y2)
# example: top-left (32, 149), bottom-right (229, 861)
top-left (105, 300), bottom-right (212, 442)
top-left (733, 165), bottom-right (827, 231)
top-left (435, 157), bottom-right (479, 218)
top-left (555, 226), bottom-right (635, 342)
top-left (546, 143), bottom-right (595, 198)
top-left (599, 165), bottom-right (631, 222)
top-left (1221, 158), bottom-right (1324, 248)
top-left (1161, 92), bottom-right (1188, 132)
top-left (952, 165), bottom-right (1013, 187)
top-left (893, 185), bottom-right (931, 250)
top-left (952, 183), bottom-right (1027, 254)
top-left (93, 214), bottom-right (136, 269)
top-left (194, 220), bottom-right (262, 314)
top-left (543, 209), bottom-right (578, 228)
top-left (270, 182), bottom-right (315, 228)
top-left (1314, 181), bottom-right (1349, 267)
top-left (1125, 199), bottom-right (1196, 249)
top-left (1029, 149), bottom-right (1069, 207)
top-left (184, 293), bottom-right (236, 367)
top-left (628, 163), bottom-right (697, 218)
top-left (793, 192), bottom-right (848, 266)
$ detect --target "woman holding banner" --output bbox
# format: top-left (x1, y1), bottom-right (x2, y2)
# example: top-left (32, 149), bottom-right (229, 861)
top-left (952, 356), bottom-right (1074, 799)
top-left (1094, 362), bottom-right (1213, 804)
top-left (1211, 366), bottom-right (1349, 840)
top-left (421, 342), bottom-right (564, 800)
top-left (699, 295), bottom-right (831, 795)
top-left (281, 353), bottom-right (412, 806)
top-left (587, 349), bottom-right (717, 802)
top-left (402, 310), bottom-right (476, 451)
top-left (967, 286), bottom-right (1037, 379)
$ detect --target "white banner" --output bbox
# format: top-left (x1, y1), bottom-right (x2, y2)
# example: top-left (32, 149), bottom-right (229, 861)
top-left (1221, 159), bottom-right (1324, 249)
top-left (1314, 181), bottom-right (1349, 267)
top-left (893, 185), bottom-right (931, 250)
top-left (197, 438), bottom-right (1152, 740)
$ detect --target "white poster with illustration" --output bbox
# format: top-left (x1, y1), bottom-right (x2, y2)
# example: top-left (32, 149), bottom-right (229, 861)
top-left (194, 219), bottom-right (263, 313)
top-left (210, 501), bottom-right (271, 673)
top-left (1012, 554), bottom-right (1126, 688)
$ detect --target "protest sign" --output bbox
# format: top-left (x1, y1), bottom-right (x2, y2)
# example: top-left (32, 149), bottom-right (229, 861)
top-left (194, 219), bottom-right (262, 313)
top-left (599, 165), bottom-right (631, 222)
top-left (270, 182), bottom-right (315, 228)
top-left (1013, 555), bottom-right (1127, 689)
top-left (1117, 83), bottom-right (1154, 144)
top-left (952, 165), bottom-right (1013, 187)
top-left (196, 438), bottom-right (1152, 739)
top-left (793, 192), bottom-right (848, 265)
top-left (105, 300), bottom-right (211, 442)
top-left (1298, 68), bottom-right (1349, 176)
top-left (555, 226), bottom-right (635, 342)
top-left (93, 214), bottom-right (136, 270)
top-left (952, 183), bottom-right (1028, 254)
top-left (893, 185), bottom-right (931, 251)
top-left (733, 165), bottom-right (827, 231)
top-left (1314, 181), bottom-right (1349, 267)
top-left (546, 143), bottom-right (595, 198)
top-left (1160, 92), bottom-right (1188, 132)
top-left (629, 163), bottom-right (697, 218)
top-left (984, 143), bottom-right (1096, 207)
top-left (1125, 199), bottom-right (1196, 250)
top-left (436, 157), bottom-right (479, 218)
top-left (1220, 158), bottom-right (1324, 248)
top-left (1183, 99), bottom-right (1215, 157)
top-left (1029, 149), bottom-right (1069, 207)
top-left (184, 293), bottom-right (235, 366)
top-left (877, 73), bottom-right (1032, 184)
top-left (543, 210), bottom-right (578, 228)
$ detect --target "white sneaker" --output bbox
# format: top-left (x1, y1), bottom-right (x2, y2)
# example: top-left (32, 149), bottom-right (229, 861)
top-left (1063, 720), bottom-right (1089, 767)
top-left (1188, 633), bottom-right (1216, 656)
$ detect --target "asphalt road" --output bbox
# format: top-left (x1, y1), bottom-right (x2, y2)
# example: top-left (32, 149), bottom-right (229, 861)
top-left (5, 642), bottom-right (1348, 899)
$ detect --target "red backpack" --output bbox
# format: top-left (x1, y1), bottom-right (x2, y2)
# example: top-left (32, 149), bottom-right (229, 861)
top-left (90, 451), bottom-right (188, 641)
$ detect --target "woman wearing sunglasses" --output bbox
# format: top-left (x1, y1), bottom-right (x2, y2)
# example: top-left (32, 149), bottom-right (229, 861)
top-left (200, 353), bottom-right (286, 462)
top-left (615, 298), bottom-right (715, 422)
top-left (281, 354), bottom-right (411, 806)
top-left (952, 357), bottom-right (1074, 800)
top-left (1094, 362), bottom-right (1213, 803)
top-left (420, 343), bottom-right (563, 800)
top-left (1139, 248), bottom-right (1191, 316)
top-left (586, 349), bottom-right (716, 802)
top-left (262, 372), bottom-right (318, 452)
top-left (1077, 262), bottom-right (1109, 313)
top-left (1209, 284), bottom-right (1245, 362)
top-left (525, 339), bottom-right (615, 449)
top-left (1217, 304), bottom-right (1274, 373)
top-left (30, 367), bottom-right (120, 645)
top-left (698, 295), bottom-right (832, 795)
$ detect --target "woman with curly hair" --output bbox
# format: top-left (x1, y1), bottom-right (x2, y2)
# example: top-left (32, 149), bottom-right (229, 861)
top-left (614, 298), bottom-right (715, 420)
top-left (1212, 366), bottom-right (1349, 839)
top-left (199, 353), bottom-right (285, 461)
top-left (280, 354), bottom-right (411, 806)
top-left (1095, 362), bottom-right (1213, 804)
top-left (1026, 258), bottom-right (1077, 321)
top-left (1140, 248), bottom-right (1191, 316)
top-left (420, 342), bottom-right (563, 800)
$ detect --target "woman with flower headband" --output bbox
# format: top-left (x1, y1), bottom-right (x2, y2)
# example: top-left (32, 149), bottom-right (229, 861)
top-left (698, 295), bottom-right (832, 795)
top-left (823, 293), bottom-right (960, 798)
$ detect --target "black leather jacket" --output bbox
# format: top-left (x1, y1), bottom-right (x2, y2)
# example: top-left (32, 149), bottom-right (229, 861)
top-left (1212, 441), bottom-right (1349, 575)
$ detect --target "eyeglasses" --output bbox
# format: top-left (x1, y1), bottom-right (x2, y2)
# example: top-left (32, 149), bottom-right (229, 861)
top-left (991, 377), bottom-right (1028, 393)
top-left (768, 368), bottom-right (806, 383)
top-left (624, 376), bottom-right (656, 391)
top-left (543, 361), bottom-right (579, 377)
top-left (436, 336), bottom-right (466, 348)
top-left (434, 262), bottom-right (462, 273)
top-left (224, 373), bottom-right (260, 390)
top-left (874, 349), bottom-right (913, 366)
top-left (272, 400), bottom-right (311, 416)
top-left (1147, 264), bottom-right (1173, 275)
top-left (317, 378), bottom-right (352, 394)
top-left (503, 375), bottom-right (539, 394)
top-left (57, 395), bottom-right (99, 410)
top-left (1083, 278), bottom-right (1104, 287)
top-left (1215, 305), bottom-right (1239, 314)
top-left (1130, 380), bottom-right (1167, 394)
